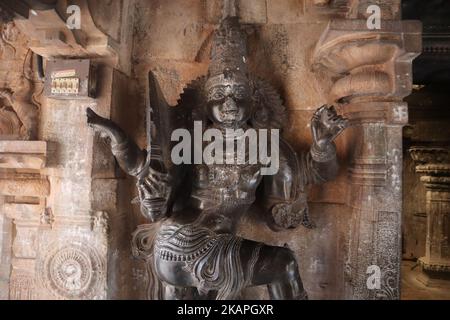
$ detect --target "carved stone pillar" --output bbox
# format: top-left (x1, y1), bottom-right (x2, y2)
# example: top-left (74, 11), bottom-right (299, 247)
top-left (0, 2), bottom-right (138, 299)
top-left (409, 147), bottom-right (450, 287)
top-left (0, 141), bottom-right (48, 299)
top-left (312, 19), bottom-right (421, 299)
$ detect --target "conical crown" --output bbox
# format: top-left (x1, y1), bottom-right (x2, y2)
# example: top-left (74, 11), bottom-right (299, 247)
top-left (207, 14), bottom-right (248, 79)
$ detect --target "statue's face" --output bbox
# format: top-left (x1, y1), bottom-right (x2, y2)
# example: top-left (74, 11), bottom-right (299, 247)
top-left (205, 75), bottom-right (252, 128)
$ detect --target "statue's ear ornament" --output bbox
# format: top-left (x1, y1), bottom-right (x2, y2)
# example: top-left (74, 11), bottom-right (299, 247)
top-left (249, 77), bottom-right (288, 130)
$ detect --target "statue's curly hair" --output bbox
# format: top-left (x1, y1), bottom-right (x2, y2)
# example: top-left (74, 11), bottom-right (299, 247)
top-left (176, 75), bottom-right (287, 131)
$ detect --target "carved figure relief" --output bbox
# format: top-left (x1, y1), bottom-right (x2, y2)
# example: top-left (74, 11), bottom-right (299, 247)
top-left (86, 5), bottom-right (348, 300)
top-left (0, 15), bottom-right (40, 140)
top-left (0, 107), bottom-right (21, 137)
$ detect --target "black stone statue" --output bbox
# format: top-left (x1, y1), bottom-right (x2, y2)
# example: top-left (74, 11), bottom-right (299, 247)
top-left (86, 11), bottom-right (347, 300)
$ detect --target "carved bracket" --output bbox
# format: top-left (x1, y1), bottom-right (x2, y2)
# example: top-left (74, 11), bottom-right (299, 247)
top-left (312, 19), bottom-right (421, 123)
top-left (410, 147), bottom-right (450, 189)
top-left (12, 0), bottom-right (135, 75)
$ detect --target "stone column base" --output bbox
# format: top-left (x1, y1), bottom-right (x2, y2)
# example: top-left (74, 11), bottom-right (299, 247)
top-left (417, 258), bottom-right (450, 288)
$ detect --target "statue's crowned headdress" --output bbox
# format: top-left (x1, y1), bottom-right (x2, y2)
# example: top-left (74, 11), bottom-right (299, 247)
top-left (208, 16), bottom-right (248, 79)
top-left (175, 0), bottom-right (287, 130)
top-left (206, 1), bottom-right (249, 86)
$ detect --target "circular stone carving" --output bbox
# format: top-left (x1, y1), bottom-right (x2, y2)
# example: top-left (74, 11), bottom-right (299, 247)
top-left (38, 241), bottom-right (105, 299)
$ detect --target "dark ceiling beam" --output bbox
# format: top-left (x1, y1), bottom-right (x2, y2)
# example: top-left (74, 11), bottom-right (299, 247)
top-left (402, 0), bottom-right (450, 84)
top-left (0, 0), bottom-right (58, 19)
top-left (0, 0), bottom-right (30, 18)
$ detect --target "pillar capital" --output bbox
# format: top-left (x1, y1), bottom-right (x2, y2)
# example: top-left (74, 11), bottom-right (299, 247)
top-left (11, 0), bottom-right (135, 75)
top-left (312, 19), bottom-right (421, 123)
top-left (311, 18), bottom-right (422, 299)
top-left (410, 147), bottom-right (450, 189)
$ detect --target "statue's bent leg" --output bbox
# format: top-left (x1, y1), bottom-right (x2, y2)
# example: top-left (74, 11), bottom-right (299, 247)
top-left (241, 240), bottom-right (308, 300)
top-left (154, 256), bottom-right (196, 287)
top-left (154, 256), bottom-right (219, 300)
top-left (164, 285), bottom-right (197, 300)
top-left (153, 222), bottom-right (307, 300)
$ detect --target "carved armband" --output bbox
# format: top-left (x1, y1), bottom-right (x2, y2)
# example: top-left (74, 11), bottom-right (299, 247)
top-left (271, 203), bottom-right (301, 229)
top-left (310, 142), bottom-right (336, 163)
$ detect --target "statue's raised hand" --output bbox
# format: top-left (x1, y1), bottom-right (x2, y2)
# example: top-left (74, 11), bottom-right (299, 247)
top-left (311, 105), bottom-right (348, 149)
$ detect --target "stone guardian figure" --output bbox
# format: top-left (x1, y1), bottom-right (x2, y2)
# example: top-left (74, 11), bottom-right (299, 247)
top-left (86, 10), bottom-right (348, 300)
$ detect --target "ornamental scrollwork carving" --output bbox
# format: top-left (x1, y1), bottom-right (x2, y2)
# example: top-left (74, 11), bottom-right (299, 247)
top-left (37, 239), bottom-right (106, 300)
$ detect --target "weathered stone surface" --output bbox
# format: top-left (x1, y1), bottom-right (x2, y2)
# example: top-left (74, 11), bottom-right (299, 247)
top-left (312, 18), bottom-right (421, 299)
top-left (267, 0), bottom-right (305, 24)
top-left (0, 0), bottom-right (427, 300)
top-left (206, 0), bottom-right (268, 24)
top-left (0, 19), bottom-right (41, 140)
top-left (409, 147), bottom-right (450, 286)
top-left (13, 0), bottom-right (135, 75)
top-left (0, 141), bottom-right (46, 169)
top-left (0, 213), bottom-right (13, 299)
top-left (0, 178), bottom-right (49, 197)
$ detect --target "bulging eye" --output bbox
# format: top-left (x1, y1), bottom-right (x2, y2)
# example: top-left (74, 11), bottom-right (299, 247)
top-left (212, 92), bottom-right (225, 100)
top-left (208, 89), bottom-right (225, 101)
top-left (234, 86), bottom-right (249, 100)
top-left (234, 92), bottom-right (245, 99)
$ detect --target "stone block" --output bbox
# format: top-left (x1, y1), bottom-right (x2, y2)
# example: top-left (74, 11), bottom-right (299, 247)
top-left (267, 0), bottom-right (304, 24)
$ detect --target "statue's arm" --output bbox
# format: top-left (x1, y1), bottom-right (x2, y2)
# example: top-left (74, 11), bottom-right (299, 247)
top-left (301, 141), bottom-right (339, 185)
top-left (262, 105), bottom-right (348, 231)
top-left (86, 107), bottom-right (176, 222)
top-left (262, 139), bottom-right (305, 231)
top-left (303, 105), bottom-right (348, 185)
top-left (86, 107), bottom-right (147, 176)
